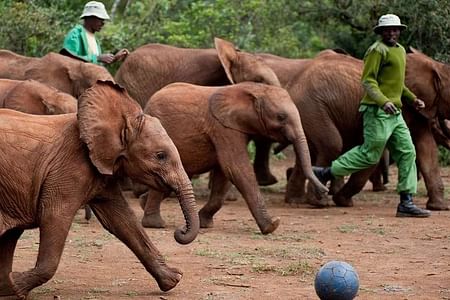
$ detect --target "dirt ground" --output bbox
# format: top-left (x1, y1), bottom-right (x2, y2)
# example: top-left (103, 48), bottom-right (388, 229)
top-left (12, 148), bottom-right (450, 300)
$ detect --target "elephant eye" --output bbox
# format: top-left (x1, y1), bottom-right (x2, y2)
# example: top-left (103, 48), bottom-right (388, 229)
top-left (277, 113), bottom-right (287, 122)
top-left (156, 151), bottom-right (167, 161)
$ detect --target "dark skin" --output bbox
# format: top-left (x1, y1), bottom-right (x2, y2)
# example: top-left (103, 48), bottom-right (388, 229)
top-left (378, 26), bottom-right (425, 114)
top-left (83, 16), bottom-right (129, 64)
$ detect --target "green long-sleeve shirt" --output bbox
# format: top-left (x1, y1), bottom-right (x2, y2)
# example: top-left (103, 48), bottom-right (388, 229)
top-left (61, 24), bottom-right (102, 64)
top-left (360, 40), bottom-right (416, 108)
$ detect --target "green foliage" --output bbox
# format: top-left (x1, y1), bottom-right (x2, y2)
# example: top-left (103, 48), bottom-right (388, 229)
top-left (438, 146), bottom-right (450, 166)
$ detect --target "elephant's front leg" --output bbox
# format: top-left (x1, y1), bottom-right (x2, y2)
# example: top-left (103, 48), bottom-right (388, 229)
top-left (141, 188), bottom-right (170, 228)
top-left (8, 215), bottom-right (73, 299)
top-left (0, 228), bottom-right (23, 297)
top-left (414, 128), bottom-right (448, 210)
top-left (90, 188), bottom-right (182, 292)
top-left (216, 136), bottom-right (280, 234)
top-left (199, 167), bottom-right (232, 228)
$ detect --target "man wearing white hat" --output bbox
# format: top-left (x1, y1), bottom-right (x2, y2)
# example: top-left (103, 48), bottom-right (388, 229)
top-left (313, 14), bottom-right (431, 218)
top-left (61, 1), bottom-right (128, 64)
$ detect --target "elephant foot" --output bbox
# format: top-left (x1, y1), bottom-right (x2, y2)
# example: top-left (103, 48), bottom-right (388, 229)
top-left (426, 200), bottom-right (449, 211)
top-left (255, 172), bottom-right (278, 186)
top-left (332, 195), bottom-right (354, 207)
top-left (306, 191), bottom-right (328, 208)
top-left (0, 275), bottom-right (18, 299)
top-left (284, 195), bottom-right (307, 205)
top-left (372, 184), bottom-right (387, 192)
top-left (258, 217), bottom-right (280, 235)
top-left (199, 213), bottom-right (214, 228)
top-left (141, 213), bottom-right (166, 228)
top-left (155, 266), bottom-right (183, 292)
top-left (7, 272), bottom-right (27, 300)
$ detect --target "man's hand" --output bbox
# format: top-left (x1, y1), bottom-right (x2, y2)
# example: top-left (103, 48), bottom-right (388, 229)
top-left (382, 101), bottom-right (398, 114)
top-left (413, 98), bottom-right (425, 111)
top-left (98, 53), bottom-right (115, 64)
top-left (113, 48), bottom-right (129, 62)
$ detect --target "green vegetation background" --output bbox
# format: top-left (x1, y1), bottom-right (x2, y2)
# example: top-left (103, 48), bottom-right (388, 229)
top-left (1, 0), bottom-right (450, 164)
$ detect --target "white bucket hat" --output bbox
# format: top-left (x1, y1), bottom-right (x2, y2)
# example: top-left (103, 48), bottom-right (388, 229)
top-left (373, 14), bottom-right (407, 33)
top-left (80, 1), bottom-right (110, 20)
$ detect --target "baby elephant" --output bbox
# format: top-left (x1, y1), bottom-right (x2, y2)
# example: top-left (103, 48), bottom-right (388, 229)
top-left (140, 82), bottom-right (328, 234)
top-left (0, 81), bottom-right (199, 299)
top-left (0, 78), bottom-right (77, 114)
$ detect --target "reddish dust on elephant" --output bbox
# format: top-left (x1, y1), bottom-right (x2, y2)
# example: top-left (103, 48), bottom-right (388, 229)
top-left (10, 149), bottom-right (450, 299)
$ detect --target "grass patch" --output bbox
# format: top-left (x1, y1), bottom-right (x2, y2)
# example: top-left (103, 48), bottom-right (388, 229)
top-left (194, 248), bottom-right (221, 258)
top-left (337, 224), bottom-right (358, 233)
top-left (276, 260), bottom-right (314, 276)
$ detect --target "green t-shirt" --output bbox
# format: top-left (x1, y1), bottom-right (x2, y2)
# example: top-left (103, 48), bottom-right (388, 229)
top-left (360, 40), bottom-right (416, 108)
top-left (61, 24), bottom-right (102, 64)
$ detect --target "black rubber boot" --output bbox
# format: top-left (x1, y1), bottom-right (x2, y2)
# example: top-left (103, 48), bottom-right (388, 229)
top-left (312, 166), bottom-right (334, 185)
top-left (396, 193), bottom-right (431, 218)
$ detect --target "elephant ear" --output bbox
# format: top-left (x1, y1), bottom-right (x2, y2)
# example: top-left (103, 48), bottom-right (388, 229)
top-left (209, 84), bottom-right (265, 135)
top-left (77, 80), bottom-right (143, 175)
top-left (215, 37), bottom-right (281, 87)
top-left (214, 37), bottom-right (238, 84)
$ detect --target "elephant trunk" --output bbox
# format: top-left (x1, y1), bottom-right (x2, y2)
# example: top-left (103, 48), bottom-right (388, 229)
top-left (173, 177), bottom-right (200, 245)
top-left (292, 133), bottom-right (329, 194)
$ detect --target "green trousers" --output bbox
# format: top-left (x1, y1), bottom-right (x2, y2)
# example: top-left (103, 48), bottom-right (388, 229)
top-left (331, 105), bottom-right (417, 194)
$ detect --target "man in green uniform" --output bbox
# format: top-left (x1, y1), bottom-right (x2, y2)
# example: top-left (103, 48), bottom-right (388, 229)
top-left (313, 14), bottom-right (431, 218)
top-left (61, 1), bottom-right (128, 65)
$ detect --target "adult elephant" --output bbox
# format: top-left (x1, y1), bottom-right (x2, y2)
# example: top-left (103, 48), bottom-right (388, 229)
top-left (139, 82), bottom-right (328, 234)
top-left (258, 49), bottom-right (449, 210)
top-left (0, 50), bottom-right (113, 98)
top-left (0, 79), bottom-right (77, 114)
top-left (115, 38), bottom-right (281, 185)
top-left (0, 81), bottom-right (199, 299)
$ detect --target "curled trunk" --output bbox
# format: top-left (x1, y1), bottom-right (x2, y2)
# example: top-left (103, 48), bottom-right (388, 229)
top-left (173, 179), bottom-right (199, 245)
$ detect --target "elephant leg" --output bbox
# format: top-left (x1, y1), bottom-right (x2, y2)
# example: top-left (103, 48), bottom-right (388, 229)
top-left (414, 128), bottom-right (448, 210)
top-left (369, 163), bottom-right (387, 192)
top-left (199, 167), bottom-right (232, 228)
top-left (84, 205), bottom-right (92, 220)
top-left (332, 167), bottom-right (376, 207)
top-left (90, 188), bottom-right (182, 292)
top-left (9, 216), bottom-right (73, 299)
top-left (0, 228), bottom-right (23, 297)
top-left (253, 137), bottom-right (277, 186)
top-left (141, 188), bottom-right (170, 228)
top-left (208, 170), bottom-right (240, 202)
top-left (285, 164), bottom-right (307, 204)
top-left (329, 177), bottom-right (346, 194)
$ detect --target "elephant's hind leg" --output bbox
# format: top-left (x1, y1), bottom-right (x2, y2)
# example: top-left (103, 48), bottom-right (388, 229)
top-left (199, 167), bottom-right (231, 228)
top-left (141, 189), bottom-right (170, 228)
top-left (9, 216), bottom-right (73, 299)
top-left (0, 228), bottom-right (23, 298)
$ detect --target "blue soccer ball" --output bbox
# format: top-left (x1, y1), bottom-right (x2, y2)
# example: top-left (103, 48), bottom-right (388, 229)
top-left (314, 260), bottom-right (359, 300)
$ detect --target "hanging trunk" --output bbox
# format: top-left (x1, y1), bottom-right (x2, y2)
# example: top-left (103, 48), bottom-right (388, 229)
top-left (292, 132), bottom-right (328, 194)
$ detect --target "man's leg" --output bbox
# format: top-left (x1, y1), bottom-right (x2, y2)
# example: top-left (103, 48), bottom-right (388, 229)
top-left (387, 115), bottom-right (430, 217)
top-left (314, 106), bottom-right (389, 184)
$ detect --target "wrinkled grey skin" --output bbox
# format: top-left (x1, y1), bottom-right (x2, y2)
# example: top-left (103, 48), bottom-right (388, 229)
top-left (0, 81), bottom-right (199, 299)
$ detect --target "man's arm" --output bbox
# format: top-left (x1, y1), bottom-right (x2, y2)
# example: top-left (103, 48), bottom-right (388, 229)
top-left (361, 49), bottom-right (390, 107)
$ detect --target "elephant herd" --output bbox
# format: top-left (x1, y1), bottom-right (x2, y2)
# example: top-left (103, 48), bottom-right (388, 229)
top-left (0, 37), bottom-right (449, 298)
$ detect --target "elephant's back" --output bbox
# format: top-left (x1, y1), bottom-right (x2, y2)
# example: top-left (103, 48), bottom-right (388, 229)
top-left (0, 50), bottom-right (33, 79)
top-left (115, 44), bottom-right (227, 108)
